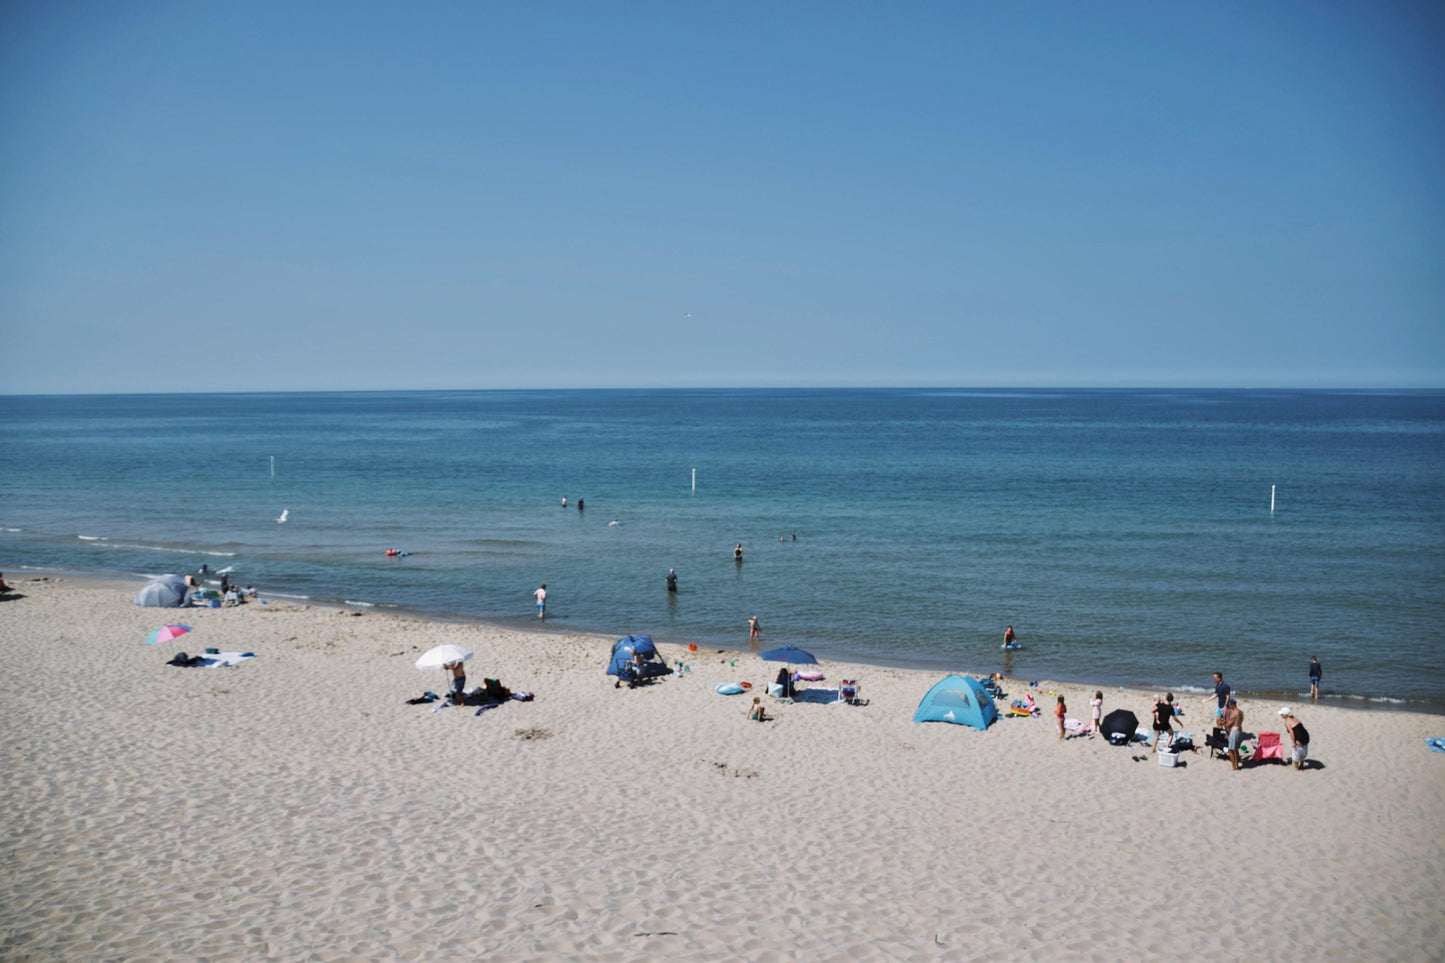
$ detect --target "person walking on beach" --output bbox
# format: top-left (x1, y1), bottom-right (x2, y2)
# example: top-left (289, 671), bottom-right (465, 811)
top-left (1223, 698), bottom-right (1244, 770)
top-left (1090, 691), bottom-right (1103, 735)
top-left (1055, 694), bottom-right (1067, 740)
top-left (748, 615), bottom-right (760, 640)
top-left (734, 543), bottom-right (744, 562)
top-left (1309, 657), bottom-right (1322, 702)
top-left (1211, 672), bottom-right (1231, 720)
top-left (533, 583), bottom-right (547, 619)
top-left (666, 568), bottom-right (678, 593)
top-left (1279, 707), bottom-right (1310, 770)
top-left (1153, 694), bottom-right (1176, 749)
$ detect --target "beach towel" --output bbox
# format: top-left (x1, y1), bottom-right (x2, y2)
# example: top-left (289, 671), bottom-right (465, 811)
top-left (1427, 737), bottom-right (1445, 753)
top-left (196, 651), bottom-right (255, 667)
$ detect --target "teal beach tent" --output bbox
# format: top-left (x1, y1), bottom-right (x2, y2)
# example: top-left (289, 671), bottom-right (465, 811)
top-left (913, 675), bottom-right (999, 730)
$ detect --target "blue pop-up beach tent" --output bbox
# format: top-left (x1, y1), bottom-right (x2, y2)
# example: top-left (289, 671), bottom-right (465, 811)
top-left (607, 635), bottom-right (671, 684)
top-left (913, 675), bottom-right (999, 730)
top-left (134, 574), bottom-right (190, 608)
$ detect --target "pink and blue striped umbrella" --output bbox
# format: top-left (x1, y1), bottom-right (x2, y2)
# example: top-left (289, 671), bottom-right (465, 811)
top-left (145, 624), bottom-right (192, 646)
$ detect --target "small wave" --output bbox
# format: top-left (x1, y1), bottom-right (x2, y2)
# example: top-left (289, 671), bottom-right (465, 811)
top-left (3, 527), bottom-right (20, 533)
top-left (78, 535), bottom-right (108, 541)
top-left (216, 565), bottom-right (235, 574)
top-left (265, 592), bottom-right (311, 601)
top-left (342, 599), bottom-right (375, 607)
top-left (104, 542), bottom-right (237, 557)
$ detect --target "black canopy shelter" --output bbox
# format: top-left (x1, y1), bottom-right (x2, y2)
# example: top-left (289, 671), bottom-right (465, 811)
top-left (1099, 708), bottom-right (1139, 746)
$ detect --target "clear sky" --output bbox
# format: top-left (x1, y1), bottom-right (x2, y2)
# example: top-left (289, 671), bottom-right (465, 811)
top-left (2, 1), bottom-right (1442, 393)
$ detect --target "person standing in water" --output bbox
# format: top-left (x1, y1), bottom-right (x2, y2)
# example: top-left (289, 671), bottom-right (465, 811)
top-left (734, 543), bottom-right (744, 562)
top-left (1309, 657), bottom-right (1322, 702)
top-left (1003, 625), bottom-right (1016, 647)
top-left (577, 498), bottom-right (584, 511)
top-left (533, 583), bottom-right (547, 619)
top-left (561, 497), bottom-right (567, 508)
top-left (748, 615), bottom-right (760, 640)
top-left (666, 569), bottom-right (678, 593)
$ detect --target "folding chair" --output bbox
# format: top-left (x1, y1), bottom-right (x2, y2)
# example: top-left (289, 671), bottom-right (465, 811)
top-left (1254, 731), bottom-right (1284, 764)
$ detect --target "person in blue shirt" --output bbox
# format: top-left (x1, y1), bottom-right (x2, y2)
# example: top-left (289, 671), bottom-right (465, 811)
top-left (1212, 672), bottom-right (1231, 720)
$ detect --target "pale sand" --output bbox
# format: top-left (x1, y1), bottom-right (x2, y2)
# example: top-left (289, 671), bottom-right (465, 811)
top-left (2, 577), bottom-right (1443, 961)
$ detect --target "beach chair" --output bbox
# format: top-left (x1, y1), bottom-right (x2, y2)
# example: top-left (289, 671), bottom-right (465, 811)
top-left (1254, 731), bottom-right (1284, 764)
top-left (1204, 727), bottom-right (1230, 759)
top-left (838, 679), bottom-right (860, 705)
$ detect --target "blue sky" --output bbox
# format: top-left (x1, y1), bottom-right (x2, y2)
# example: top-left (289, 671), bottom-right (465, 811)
top-left (1, 1), bottom-right (1441, 392)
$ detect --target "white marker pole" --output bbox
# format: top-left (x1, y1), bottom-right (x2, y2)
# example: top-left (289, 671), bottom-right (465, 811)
top-left (1271, 484), bottom-right (1275, 513)
top-left (691, 468), bottom-right (696, 493)
top-left (271, 456), bottom-right (275, 478)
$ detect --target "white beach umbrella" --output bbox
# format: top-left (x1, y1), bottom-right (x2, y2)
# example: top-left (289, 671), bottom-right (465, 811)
top-left (415, 644), bottom-right (474, 670)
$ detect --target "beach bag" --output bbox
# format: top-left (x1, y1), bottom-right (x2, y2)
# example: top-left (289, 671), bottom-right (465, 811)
top-left (1107, 731), bottom-right (1130, 746)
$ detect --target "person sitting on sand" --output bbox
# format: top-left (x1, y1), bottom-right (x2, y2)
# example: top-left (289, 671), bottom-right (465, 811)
top-left (748, 696), bottom-right (768, 722)
top-left (0, 572), bottom-right (15, 593)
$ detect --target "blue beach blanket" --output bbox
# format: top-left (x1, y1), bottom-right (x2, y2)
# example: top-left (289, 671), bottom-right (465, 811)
top-left (1426, 737), bottom-right (1445, 753)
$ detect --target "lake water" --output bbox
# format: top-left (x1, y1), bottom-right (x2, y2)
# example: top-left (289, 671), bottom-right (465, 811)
top-left (2, 388), bottom-right (1441, 706)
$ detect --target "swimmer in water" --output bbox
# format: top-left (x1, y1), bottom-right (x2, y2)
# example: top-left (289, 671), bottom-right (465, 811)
top-left (734, 543), bottom-right (743, 562)
top-left (666, 569), bottom-right (677, 593)
top-left (1004, 625), bottom-right (1016, 646)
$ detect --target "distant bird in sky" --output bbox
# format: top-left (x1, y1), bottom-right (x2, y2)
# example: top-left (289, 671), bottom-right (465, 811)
top-left (683, 312), bottom-right (691, 319)
top-left (276, 509), bottom-right (288, 523)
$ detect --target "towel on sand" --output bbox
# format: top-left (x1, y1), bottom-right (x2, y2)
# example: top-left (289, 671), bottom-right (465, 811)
top-left (169, 651), bottom-right (255, 668)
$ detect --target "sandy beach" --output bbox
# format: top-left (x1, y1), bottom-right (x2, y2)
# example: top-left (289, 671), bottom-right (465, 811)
top-left (2, 576), bottom-right (1443, 961)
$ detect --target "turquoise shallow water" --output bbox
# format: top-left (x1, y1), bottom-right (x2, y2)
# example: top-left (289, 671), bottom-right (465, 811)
top-left (2, 388), bottom-right (1442, 705)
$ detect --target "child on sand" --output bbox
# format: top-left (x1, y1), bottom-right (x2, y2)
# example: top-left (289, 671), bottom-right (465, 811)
top-left (748, 696), bottom-right (768, 722)
top-left (1090, 691), bottom-right (1103, 734)
top-left (1056, 694), bottom-right (1066, 740)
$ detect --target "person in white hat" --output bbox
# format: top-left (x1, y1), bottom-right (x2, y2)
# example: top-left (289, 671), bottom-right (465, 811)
top-left (1279, 707), bottom-right (1310, 770)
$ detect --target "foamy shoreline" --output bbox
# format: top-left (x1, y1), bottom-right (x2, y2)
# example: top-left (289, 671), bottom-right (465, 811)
top-left (2, 574), bottom-right (1443, 960)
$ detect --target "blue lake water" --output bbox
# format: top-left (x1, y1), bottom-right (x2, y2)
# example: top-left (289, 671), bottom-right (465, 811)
top-left (2, 388), bottom-right (1442, 706)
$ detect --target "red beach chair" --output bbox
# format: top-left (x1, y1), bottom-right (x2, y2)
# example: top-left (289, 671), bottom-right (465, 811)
top-left (1254, 731), bottom-right (1284, 764)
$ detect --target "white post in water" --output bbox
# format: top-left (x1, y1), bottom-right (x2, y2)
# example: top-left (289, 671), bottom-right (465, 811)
top-left (691, 468), bottom-right (696, 493)
top-left (271, 456), bottom-right (275, 478)
top-left (1271, 484), bottom-right (1276, 513)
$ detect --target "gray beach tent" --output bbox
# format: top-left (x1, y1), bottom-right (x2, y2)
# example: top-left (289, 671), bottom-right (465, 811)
top-left (134, 574), bottom-right (190, 608)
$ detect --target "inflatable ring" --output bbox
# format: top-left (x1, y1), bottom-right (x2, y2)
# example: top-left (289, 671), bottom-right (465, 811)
top-left (795, 670), bottom-right (824, 682)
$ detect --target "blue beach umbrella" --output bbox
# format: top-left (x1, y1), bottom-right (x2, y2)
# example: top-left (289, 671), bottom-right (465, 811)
top-left (758, 645), bottom-right (819, 666)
